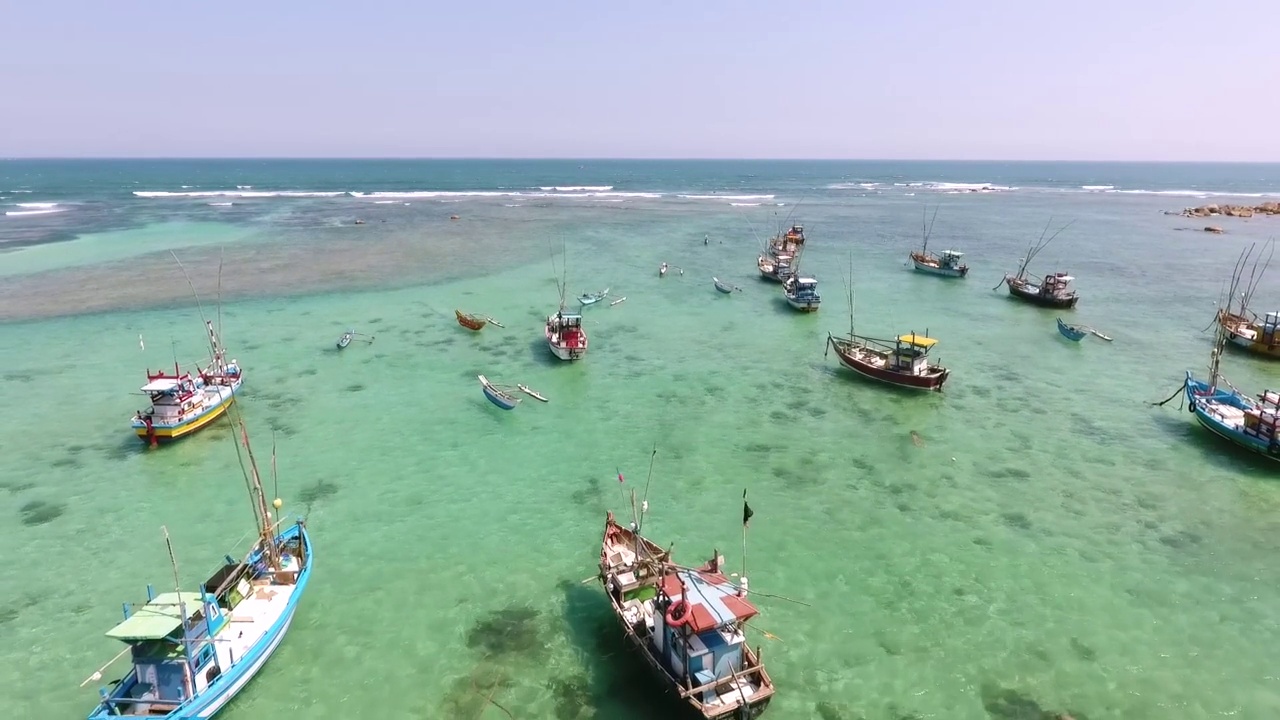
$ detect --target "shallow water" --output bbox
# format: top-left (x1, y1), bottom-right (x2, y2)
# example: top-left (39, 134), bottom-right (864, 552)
top-left (2, 160), bottom-right (1280, 719)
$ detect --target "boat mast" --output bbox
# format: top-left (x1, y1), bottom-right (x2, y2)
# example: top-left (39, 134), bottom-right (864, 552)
top-left (160, 525), bottom-right (195, 699)
top-left (230, 416), bottom-right (281, 570)
top-left (921, 205), bottom-right (938, 255)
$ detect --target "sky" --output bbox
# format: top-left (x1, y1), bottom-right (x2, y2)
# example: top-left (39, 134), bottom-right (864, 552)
top-left (1, 0), bottom-right (1276, 161)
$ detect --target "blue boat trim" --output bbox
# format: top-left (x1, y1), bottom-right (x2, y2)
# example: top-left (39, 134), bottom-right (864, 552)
top-left (1184, 372), bottom-right (1280, 462)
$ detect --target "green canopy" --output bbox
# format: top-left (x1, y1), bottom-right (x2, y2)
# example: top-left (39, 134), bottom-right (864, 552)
top-left (105, 592), bottom-right (203, 642)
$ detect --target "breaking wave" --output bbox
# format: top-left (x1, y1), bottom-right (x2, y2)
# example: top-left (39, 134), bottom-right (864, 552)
top-left (6, 207), bottom-right (66, 217)
top-left (677, 194), bottom-right (776, 201)
top-left (537, 185), bottom-right (613, 191)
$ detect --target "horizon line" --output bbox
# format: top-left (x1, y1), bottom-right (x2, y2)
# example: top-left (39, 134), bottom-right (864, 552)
top-left (3, 156), bottom-right (1280, 165)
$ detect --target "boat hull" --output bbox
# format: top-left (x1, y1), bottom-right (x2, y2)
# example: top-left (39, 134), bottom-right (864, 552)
top-left (1007, 281), bottom-right (1079, 308)
top-left (88, 523), bottom-right (312, 720)
top-left (131, 381), bottom-right (240, 442)
top-left (910, 257), bottom-right (968, 278)
top-left (1185, 373), bottom-right (1280, 462)
top-left (1219, 312), bottom-right (1280, 357)
top-left (829, 339), bottom-right (948, 391)
top-left (456, 310), bottom-right (487, 331)
top-left (1056, 318), bottom-right (1086, 341)
top-left (784, 296), bottom-right (820, 312)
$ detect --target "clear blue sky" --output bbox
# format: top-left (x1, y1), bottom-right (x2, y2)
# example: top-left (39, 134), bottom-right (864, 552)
top-left (2, 0), bottom-right (1274, 161)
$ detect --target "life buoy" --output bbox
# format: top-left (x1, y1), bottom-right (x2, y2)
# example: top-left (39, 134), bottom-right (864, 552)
top-left (665, 599), bottom-right (690, 628)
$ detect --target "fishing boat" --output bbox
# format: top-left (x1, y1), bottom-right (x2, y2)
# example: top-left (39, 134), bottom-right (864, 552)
top-left (547, 310), bottom-right (588, 361)
top-left (579, 287), bottom-right (611, 306)
top-left (455, 310), bottom-right (488, 331)
top-left (1000, 219), bottom-right (1079, 308)
top-left (336, 330), bottom-right (354, 348)
top-left (1215, 241), bottom-right (1279, 358)
top-left (660, 263), bottom-right (669, 277)
top-left (782, 276), bottom-right (821, 312)
top-left (909, 208), bottom-right (969, 278)
top-left (826, 332), bottom-right (949, 391)
top-left (1181, 246), bottom-right (1280, 462)
top-left (131, 321), bottom-right (243, 446)
top-left (84, 420), bottom-right (312, 718)
top-left (598, 507), bottom-right (775, 718)
top-left (756, 224), bottom-right (805, 282)
top-left (478, 374), bottom-right (520, 410)
top-left (713, 277), bottom-right (738, 294)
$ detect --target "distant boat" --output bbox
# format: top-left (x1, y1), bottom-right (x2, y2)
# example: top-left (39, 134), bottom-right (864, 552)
top-left (782, 276), bottom-right (821, 312)
top-left (660, 263), bottom-right (668, 277)
top-left (909, 207), bottom-right (969, 278)
top-left (1000, 219), bottom-right (1079, 308)
top-left (757, 224), bottom-right (805, 282)
top-left (579, 287), bottom-right (610, 306)
top-left (84, 420), bottom-right (312, 719)
top-left (713, 277), bottom-right (738, 294)
top-left (337, 330), bottom-right (354, 348)
top-left (478, 374), bottom-right (520, 410)
top-left (455, 310), bottom-right (488, 331)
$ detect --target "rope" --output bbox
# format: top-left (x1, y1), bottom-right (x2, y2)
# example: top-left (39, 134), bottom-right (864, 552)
top-left (1150, 379), bottom-right (1187, 408)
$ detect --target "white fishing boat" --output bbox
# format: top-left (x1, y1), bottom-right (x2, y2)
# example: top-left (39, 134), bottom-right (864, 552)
top-left (547, 310), bottom-right (588, 361)
top-left (131, 321), bottom-right (242, 446)
top-left (783, 276), bottom-right (821, 312)
top-left (84, 420), bottom-right (312, 719)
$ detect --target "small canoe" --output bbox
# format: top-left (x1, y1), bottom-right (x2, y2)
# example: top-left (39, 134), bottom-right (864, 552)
top-left (478, 375), bottom-right (520, 410)
top-left (713, 277), bottom-right (737, 294)
top-left (579, 287), bottom-right (610, 306)
top-left (337, 330), bottom-right (354, 349)
top-left (456, 309), bottom-right (487, 331)
top-left (517, 384), bottom-right (549, 402)
top-left (1056, 318), bottom-right (1087, 342)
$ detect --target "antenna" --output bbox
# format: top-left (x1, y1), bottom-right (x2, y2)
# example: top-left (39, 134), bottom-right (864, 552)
top-left (216, 246), bottom-right (225, 346)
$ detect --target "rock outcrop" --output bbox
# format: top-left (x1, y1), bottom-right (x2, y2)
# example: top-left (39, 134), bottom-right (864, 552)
top-left (1181, 201), bottom-right (1280, 218)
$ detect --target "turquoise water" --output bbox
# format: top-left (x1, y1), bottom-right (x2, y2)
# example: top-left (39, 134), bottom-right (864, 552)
top-left (2, 160), bottom-right (1280, 719)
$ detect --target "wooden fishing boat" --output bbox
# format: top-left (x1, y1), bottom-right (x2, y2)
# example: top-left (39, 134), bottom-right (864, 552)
top-left (911, 249), bottom-right (968, 278)
top-left (1000, 219), bottom-right (1078, 308)
top-left (909, 208), bottom-right (969, 278)
top-left (1005, 272), bottom-right (1079, 308)
top-left (579, 287), bottom-right (610, 306)
top-left (546, 310), bottom-right (588, 361)
top-left (455, 309), bottom-right (488, 331)
top-left (1057, 318), bottom-right (1087, 341)
top-left (782, 276), bottom-right (821, 312)
top-left (713, 277), bottom-right (737, 294)
top-left (826, 332), bottom-right (949, 391)
top-left (599, 511), bottom-right (775, 719)
top-left (85, 420), bottom-right (312, 718)
top-left (757, 224), bottom-right (805, 282)
top-left (131, 321), bottom-right (243, 447)
top-left (478, 374), bottom-right (520, 410)
top-left (1214, 241), bottom-right (1279, 358)
top-left (1180, 243), bottom-right (1280, 463)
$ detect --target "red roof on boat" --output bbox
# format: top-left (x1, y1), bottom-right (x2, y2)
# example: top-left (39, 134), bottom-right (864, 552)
top-left (661, 569), bottom-right (759, 633)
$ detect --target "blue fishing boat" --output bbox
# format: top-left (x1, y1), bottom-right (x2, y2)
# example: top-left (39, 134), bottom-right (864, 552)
top-left (1185, 373), bottom-right (1280, 462)
top-left (479, 374), bottom-right (520, 410)
top-left (84, 421), bottom-right (312, 718)
top-left (579, 287), bottom-right (610, 306)
top-left (1057, 318), bottom-right (1087, 341)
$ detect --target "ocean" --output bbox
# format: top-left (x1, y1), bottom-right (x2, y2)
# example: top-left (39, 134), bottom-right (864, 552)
top-left (2, 159), bottom-right (1280, 719)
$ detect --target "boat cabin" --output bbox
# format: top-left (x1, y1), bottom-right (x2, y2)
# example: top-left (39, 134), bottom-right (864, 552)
top-left (1040, 273), bottom-right (1075, 299)
top-left (786, 277), bottom-right (820, 299)
top-left (139, 375), bottom-right (206, 422)
top-left (939, 250), bottom-right (965, 268)
top-left (653, 568), bottom-right (759, 706)
top-left (96, 585), bottom-right (231, 716)
top-left (890, 334), bottom-right (938, 375)
top-left (783, 225), bottom-right (805, 245)
top-left (551, 312), bottom-right (585, 347)
top-left (1243, 391), bottom-right (1280, 447)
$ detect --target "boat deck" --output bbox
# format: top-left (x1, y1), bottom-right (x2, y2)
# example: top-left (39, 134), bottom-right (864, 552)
top-left (217, 580), bottom-right (297, 672)
top-left (1204, 402), bottom-right (1246, 429)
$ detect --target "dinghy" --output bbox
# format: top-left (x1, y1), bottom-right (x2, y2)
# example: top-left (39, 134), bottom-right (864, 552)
top-left (1057, 318), bottom-right (1112, 342)
top-left (579, 287), bottom-right (610, 306)
top-left (478, 375), bottom-right (520, 410)
top-left (713, 277), bottom-right (738, 294)
top-left (455, 310), bottom-right (488, 331)
top-left (337, 330), bottom-right (354, 348)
